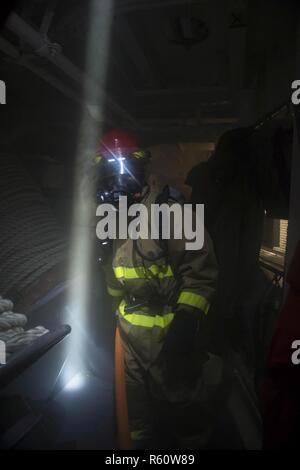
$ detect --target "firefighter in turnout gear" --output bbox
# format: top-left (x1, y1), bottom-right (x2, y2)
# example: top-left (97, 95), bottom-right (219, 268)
top-left (95, 129), bottom-right (221, 449)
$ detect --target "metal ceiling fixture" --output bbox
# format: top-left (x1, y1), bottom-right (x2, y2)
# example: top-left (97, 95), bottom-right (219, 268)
top-left (167, 15), bottom-right (209, 50)
top-left (165, 0), bottom-right (209, 50)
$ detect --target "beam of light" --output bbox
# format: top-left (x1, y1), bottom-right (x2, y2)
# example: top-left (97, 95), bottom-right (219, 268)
top-left (119, 157), bottom-right (125, 175)
top-left (104, 145), bottom-right (143, 188)
top-left (108, 157), bottom-right (125, 162)
top-left (64, 372), bottom-right (86, 392)
top-left (64, 0), bottom-right (115, 383)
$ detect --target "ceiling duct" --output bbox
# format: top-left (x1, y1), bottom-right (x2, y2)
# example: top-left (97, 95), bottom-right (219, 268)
top-left (166, 15), bottom-right (209, 50)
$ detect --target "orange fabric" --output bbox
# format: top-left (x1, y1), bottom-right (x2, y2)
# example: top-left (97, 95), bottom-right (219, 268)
top-left (263, 241), bottom-right (300, 448)
top-left (114, 325), bottom-right (132, 449)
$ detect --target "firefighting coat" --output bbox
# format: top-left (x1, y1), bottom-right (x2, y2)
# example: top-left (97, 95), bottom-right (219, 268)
top-left (104, 188), bottom-right (218, 365)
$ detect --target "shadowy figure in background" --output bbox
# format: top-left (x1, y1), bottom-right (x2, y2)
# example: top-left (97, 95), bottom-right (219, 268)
top-left (186, 125), bottom-right (291, 373)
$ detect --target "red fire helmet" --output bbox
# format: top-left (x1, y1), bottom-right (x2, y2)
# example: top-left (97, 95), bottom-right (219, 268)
top-left (98, 129), bottom-right (139, 157)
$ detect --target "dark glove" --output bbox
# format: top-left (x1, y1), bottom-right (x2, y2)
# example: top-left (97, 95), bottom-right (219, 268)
top-left (96, 239), bottom-right (112, 265)
top-left (162, 307), bottom-right (200, 357)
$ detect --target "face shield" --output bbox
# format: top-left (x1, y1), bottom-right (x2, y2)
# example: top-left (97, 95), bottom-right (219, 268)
top-left (96, 149), bottom-right (150, 205)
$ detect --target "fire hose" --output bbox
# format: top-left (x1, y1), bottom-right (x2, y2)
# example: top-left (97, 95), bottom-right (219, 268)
top-left (115, 325), bottom-right (132, 450)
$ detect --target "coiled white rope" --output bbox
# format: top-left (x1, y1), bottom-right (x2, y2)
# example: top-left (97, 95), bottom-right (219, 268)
top-left (0, 155), bottom-right (67, 299)
top-left (0, 296), bottom-right (49, 359)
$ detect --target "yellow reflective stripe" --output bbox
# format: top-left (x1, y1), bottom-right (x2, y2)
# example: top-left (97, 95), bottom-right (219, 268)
top-left (94, 153), bottom-right (102, 164)
top-left (113, 264), bottom-right (173, 280)
top-left (107, 285), bottom-right (124, 297)
top-left (119, 300), bottom-right (174, 328)
top-left (177, 291), bottom-right (210, 314)
top-left (113, 266), bottom-right (144, 279)
top-left (132, 150), bottom-right (146, 159)
top-left (130, 430), bottom-right (144, 441)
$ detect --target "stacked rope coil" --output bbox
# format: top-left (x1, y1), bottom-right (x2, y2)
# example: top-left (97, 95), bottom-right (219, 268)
top-left (0, 155), bottom-right (68, 302)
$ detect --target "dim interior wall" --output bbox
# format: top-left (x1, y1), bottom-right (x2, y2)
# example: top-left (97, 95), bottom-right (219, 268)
top-left (285, 13), bottom-right (300, 282)
top-left (246, 0), bottom-right (298, 120)
top-left (147, 142), bottom-right (214, 200)
top-left (286, 112), bottom-right (300, 272)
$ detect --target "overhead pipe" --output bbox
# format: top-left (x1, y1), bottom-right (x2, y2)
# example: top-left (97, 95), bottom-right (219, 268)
top-left (5, 12), bottom-right (138, 128)
top-left (4, 13), bottom-right (230, 133)
top-left (40, 0), bottom-right (58, 37)
top-left (4, 12), bottom-right (231, 133)
top-left (0, 37), bottom-right (96, 118)
top-left (113, 0), bottom-right (206, 14)
top-left (136, 86), bottom-right (228, 97)
top-left (0, 36), bottom-right (116, 126)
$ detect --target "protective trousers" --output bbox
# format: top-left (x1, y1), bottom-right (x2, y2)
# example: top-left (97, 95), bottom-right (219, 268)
top-left (119, 320), bottom-right (224, 450)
